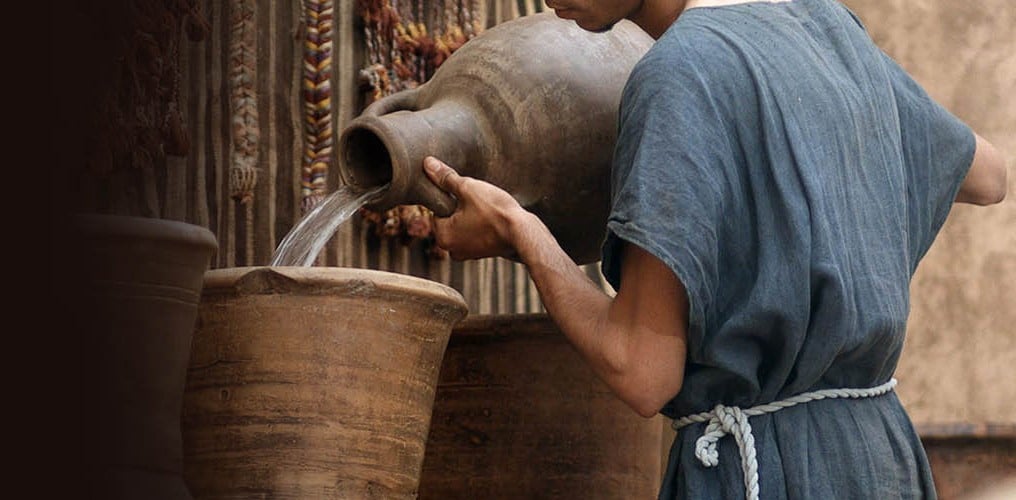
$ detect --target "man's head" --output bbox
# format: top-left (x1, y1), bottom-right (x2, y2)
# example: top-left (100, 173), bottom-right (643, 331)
top-left (545, 0), bottom-right (686, 39)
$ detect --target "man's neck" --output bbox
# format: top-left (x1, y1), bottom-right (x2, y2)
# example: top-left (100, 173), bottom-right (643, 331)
top-left (628, 0), bottom-right (689, 39)
top-left (685, 0), bottom-right (792, 10)
top-left (632, 0), bottom-right (793, 38)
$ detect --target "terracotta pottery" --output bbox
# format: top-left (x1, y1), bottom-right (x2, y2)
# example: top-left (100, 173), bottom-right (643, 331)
top-left (338, 13), bottom-right (653, 264)
top-left (72, 214), bottom-right (218, 500)
top-left (419, 314), bottom-right (663, 499)
top-left (181, 266), bottom-right (468, 499)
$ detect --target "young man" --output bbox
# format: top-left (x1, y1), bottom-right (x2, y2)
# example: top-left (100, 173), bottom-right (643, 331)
top-left (421, 0), bottom-right (1008, 498)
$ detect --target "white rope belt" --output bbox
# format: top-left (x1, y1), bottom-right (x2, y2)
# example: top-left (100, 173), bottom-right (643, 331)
top-left (671, 378), bottom-right (898, 500)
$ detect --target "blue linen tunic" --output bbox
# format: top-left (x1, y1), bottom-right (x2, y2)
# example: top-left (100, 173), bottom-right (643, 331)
top-left (599, 0), bottom-right (975, 498)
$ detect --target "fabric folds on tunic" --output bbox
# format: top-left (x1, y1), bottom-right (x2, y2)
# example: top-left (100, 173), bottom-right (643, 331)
top-left (599, 0), bottom-right (975, 498)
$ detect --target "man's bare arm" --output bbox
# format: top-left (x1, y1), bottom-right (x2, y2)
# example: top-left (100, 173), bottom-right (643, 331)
top-left (517, 225), bottom-right (690, 417)
top-left (956, 133), bottom-right (1008, 205)
top-left (423, 156), bottom-right (688, 417)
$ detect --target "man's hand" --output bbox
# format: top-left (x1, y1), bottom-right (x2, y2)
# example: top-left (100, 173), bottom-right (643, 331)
top-left (423, 156), bottom-right (529, 261)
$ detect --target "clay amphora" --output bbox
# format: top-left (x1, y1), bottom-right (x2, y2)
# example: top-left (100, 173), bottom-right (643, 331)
top-left (181, 267), bottom-right (468, 499)
top-left (338, 13), bottom-right (653, 264)
top-left (71, 214), bottom-right (218, 500)
top-left (419, 314), bottom-right (664, 499)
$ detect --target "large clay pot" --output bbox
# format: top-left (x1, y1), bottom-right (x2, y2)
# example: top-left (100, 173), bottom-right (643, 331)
top-left (181, 266), bottom-right (468, 499)
top-left (338, 13), bottom-right (653, 264)
top-left (419, 314), bottom-right (664, 499)
top-left (72, 214), bottom-right (218, 500)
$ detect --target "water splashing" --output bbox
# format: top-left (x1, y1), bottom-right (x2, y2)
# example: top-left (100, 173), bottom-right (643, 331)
top-left (271, 184), bottom-right (389, 267)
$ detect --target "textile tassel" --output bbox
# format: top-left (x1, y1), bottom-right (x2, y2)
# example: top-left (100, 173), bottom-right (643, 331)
top-left (301, 0), bottom-right (334, 214)
top-left (229, 0), bottom-right (259, 204)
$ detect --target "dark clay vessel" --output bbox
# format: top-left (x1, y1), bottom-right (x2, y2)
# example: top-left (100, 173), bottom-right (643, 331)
top-left (71, 214), bottom-right (218, 500)
top-left (338, 13), bottom-right (653, 264)
top-left (419, 314), bottom-right (664, 499)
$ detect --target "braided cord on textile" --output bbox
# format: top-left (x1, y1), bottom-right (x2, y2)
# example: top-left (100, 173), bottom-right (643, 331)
top-left (301, 0), bottom-right (334, 214)
top-left (229, 0), bottom-right (259, 204)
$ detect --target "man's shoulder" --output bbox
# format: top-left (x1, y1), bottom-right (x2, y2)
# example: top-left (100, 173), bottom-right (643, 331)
top-left (627, 24), bottom-right (750, 96)
top-left (650, 18), bottom-right (740, 63)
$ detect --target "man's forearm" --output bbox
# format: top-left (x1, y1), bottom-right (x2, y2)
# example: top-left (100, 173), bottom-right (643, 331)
top-left (510, 211), bottom-right (616, 373)
top-left (508, 211), bottom-right (684, 417)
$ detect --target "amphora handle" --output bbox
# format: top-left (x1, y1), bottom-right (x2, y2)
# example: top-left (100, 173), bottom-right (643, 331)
top-left (362, 87), bottom-right (420, 117)
top-left (345, 87), bottom-right (460, 217)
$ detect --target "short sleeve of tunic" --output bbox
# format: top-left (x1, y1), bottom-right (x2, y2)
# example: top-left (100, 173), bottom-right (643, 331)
top-left (881, 52), bottom-right (976, 270)
top-left (600, 49), bottom-right (733, 350)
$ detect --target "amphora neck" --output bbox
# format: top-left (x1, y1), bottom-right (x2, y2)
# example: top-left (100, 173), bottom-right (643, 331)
top-left (338, 89), bottom-right (488, 216)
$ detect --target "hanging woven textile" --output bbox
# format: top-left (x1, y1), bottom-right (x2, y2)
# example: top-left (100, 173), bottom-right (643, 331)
top-left (163, 0), bottom-right (210, 158)
top-left (74, 1), bottom-right (208, 216)
top-left (300, 0), bottom-right (334, 214)
top-left (229, 0), bottom-right (259, 204)
top-left (355, 0), bottom-right (483, 253)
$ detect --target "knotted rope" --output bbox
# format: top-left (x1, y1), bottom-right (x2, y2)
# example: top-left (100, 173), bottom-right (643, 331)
top-left (672, 378), bottom-right (898, 500)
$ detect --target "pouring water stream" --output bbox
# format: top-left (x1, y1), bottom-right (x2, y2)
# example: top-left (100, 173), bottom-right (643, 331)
top-left (270, 184), bottom-right (389, 267)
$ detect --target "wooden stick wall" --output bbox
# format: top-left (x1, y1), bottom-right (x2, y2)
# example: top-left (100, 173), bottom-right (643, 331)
top-left (171, 0), bottom-right (612, 314)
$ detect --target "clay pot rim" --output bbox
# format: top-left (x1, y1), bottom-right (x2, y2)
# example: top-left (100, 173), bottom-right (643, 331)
top-left (203, 266), bottom-right (469, 310)
top-left (71, 213), bottom-right (219, 250)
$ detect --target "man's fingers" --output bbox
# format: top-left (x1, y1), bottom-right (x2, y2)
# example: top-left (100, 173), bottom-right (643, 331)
top-left (424, 156), bottom-right (466, 196)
